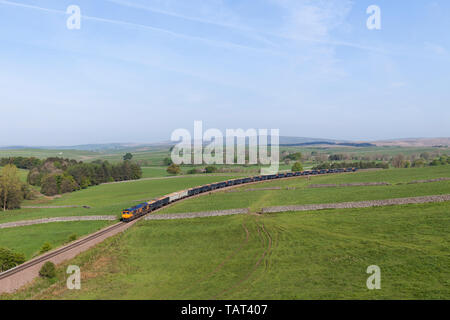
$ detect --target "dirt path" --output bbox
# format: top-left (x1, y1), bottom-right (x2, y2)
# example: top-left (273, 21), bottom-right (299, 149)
top-left (213, 219), bottom-right (273, 299)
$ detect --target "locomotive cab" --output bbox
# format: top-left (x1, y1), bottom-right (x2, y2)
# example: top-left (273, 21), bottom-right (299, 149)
top-left (122, 210), bottom-right (133, 221)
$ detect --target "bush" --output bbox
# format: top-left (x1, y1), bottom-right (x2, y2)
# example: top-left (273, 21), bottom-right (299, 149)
top-left (39, 242), bottom-right (52, 254)
top-left (0, 247), bottom-right (25, 272)
top-left (291, 162), bottom-right (303, 172)
top-left (40, 174), bottom-right (59, 196)
top-left (39, 261), bottom-right (56, 278)
top-left (283, 152), bottom-right (302, 161)
top-left (68, 234), bottom-right (77, 242)
top-left (123, 153), bottom-right (133, 161)
top-left (205, 166), bottom-right (218, 174)
top-left (167, 164), bottom-right (181, 175)
top-left (163, 157), bottom-right (173, 166)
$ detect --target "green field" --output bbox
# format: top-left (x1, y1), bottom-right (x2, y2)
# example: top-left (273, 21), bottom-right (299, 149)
top-left (0, 175), bottom-right (246, 224)
top-left (6, 201), bottom-right (449, 300)
top-left (0, 221), bottom-right (112, 260)
top-left (158, 166), bottom-right (450, 214)
top-left (1, 164), bottom-right (449, 300)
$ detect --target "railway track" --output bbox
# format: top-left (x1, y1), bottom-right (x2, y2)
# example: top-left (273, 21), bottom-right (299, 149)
top-left (0, 218), bottom-right (143, 294)
top-left (0, 222), bottom-right (122, 281)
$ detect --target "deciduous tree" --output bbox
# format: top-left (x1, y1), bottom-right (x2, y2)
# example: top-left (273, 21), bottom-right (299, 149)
top-left (0, 165), bottom-right (23, 211)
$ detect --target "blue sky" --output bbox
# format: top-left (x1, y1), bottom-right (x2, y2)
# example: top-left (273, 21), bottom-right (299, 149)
top-left (0, 0), bottom-right (449, 146)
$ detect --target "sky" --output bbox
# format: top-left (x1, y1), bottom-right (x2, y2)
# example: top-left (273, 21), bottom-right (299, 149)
top-left (0, 0), bottom-right (449, 146)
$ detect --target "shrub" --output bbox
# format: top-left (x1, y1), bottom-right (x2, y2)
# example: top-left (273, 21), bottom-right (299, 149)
top-left (40, 174), bottom-right (59, 196)
top-left (68, 234), bottom-right (77, 242)
top-left (123, 153), bottom-right (133, 161)
top-left (291, 162), bottom-right (303, 172)
top-left (39, 261), bottom-right (56, 278)
top-left (167, 164), bottom-right (181, 175)
top-left (163, 157), bottom-right (173, 166)
top-left (205, 166), bottom-right (218, 174)
top-left (39, 242), bottom-right (52, 254)
top-left (0, 247), bottom-right (25, 272)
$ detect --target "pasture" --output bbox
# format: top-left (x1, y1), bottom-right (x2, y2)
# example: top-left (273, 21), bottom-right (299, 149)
top-left (158, 166), bottom-right (450, 214)
top-left (0, 221), bottom-right (112, 260)
top-left (1, 164), bottom-right (449, 300)
top-left (0, 175), bottom-right (246, 224)
top-left (7, 201), bottom-right (449, 299)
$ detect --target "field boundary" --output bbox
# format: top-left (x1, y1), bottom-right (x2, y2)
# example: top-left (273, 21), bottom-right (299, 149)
top-left (146, 194), bottom-right (450, 220)
top-left (145, 209), bottom-right (249, 221)
top-left (0, 216), bottom-right (117, 229)
top-left (21, 205), bottom-right (91, 209)
top-left (262, 194), bottom-right (450, 213)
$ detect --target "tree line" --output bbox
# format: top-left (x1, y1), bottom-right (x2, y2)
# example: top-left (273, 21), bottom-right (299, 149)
top-left (27, 157), bottom-right (142, 196)
top-left (0, 156), bottom-right (42, 169)
top-left (313, 161), bottom-right (389, 170)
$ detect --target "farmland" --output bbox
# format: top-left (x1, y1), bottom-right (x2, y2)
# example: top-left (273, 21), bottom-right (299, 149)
top-left (0, 175), bottom-right (247, 224)
top-left (0, 173), bottom-right (247, 262)
top-left (0, 221), bottom-right (111, 260)
top-left (0, 165), bottom-right (448, 299)
top-left (158, 166), bottom-right (450, 214)
top-left (6, 201), bottom-right (449, 300)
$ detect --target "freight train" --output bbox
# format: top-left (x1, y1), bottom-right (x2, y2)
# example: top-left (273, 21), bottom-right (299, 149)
top-left (121, 167), bottom-right (358, 222)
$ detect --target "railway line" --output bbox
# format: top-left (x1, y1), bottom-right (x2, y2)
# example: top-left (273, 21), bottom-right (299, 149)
top-left (0, 168), bottom-right (357, 294)
top-left (0, 219), bottom-right (141, 294)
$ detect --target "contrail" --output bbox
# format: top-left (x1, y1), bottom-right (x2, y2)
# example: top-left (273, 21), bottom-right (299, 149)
top-left (0, 0), bottom-right (281, 55)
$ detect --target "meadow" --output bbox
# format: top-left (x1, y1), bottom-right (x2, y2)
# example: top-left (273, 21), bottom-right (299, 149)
top-left (1, 161), bottom-right (449, 299)
top-left (7, 201), bottom-right (449, 299)
top-left (0, 221), bottom-right (112, 260)
top-left (0, 175), bottom-right (247, 224)
top-left (158, 166), bottom-right (450, 214)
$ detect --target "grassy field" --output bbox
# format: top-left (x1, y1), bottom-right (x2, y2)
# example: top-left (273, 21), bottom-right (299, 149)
top-left (0, 149), bottom-right (101, 161)
top-left (6, 201), bottom-right (449, 300)
top-left (158, 166), bottom-right (450, 214)
top-left (2, 145), bottom-right (446, 166)
top-left (0, 175), bottom-right (246, 224)
top-left (1, 165), bottom-right (449, 300)
top-left (0, 221), bottom-right (112, 260)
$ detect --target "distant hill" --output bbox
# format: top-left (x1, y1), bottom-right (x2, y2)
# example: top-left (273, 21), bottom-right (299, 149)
top-left (372, 138), bottom-right (450, 147)
top-left (1, 137), bottom-right (448, 152)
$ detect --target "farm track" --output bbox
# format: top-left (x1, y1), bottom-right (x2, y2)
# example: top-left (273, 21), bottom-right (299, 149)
top-left (176, 222), bottom-right (251, 299)
top-left (213, 219), bottom-right (273, 299)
